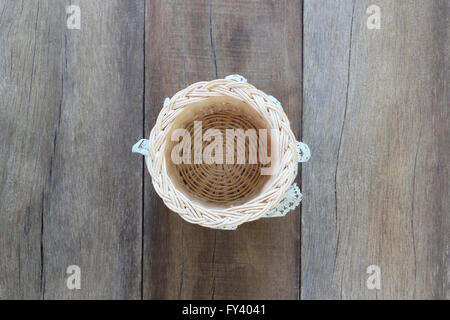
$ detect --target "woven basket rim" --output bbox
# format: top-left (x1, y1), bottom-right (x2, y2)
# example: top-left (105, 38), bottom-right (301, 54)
top-left (147, 78), bottom-right (298, 228)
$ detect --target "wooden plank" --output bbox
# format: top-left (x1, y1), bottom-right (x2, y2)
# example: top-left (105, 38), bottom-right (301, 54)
top-left (0, 0), bottom-right (66, 299)
top-left (40, 1), bottom-right (144, 299)
top-left (144, 0), bottom-right (302, 299)
top-left (302, 0), bottom-right (449, 299)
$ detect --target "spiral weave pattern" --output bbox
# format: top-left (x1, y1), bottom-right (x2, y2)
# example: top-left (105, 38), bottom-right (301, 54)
top-left (147, 78), bottom-right (298, 229)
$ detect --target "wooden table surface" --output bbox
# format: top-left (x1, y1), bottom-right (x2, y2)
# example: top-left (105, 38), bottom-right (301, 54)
top-left (0, 0), bottom-right (448, 299)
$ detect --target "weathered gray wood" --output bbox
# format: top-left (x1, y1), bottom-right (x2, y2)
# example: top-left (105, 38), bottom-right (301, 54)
top-left (2, 0), bottom-right (447, 300)
top-left (302, 0), bottom-right (449, 299)
top-left (144, 0), bottom-right (302, 299)
top-left (0, 0), bottom-right (144, 299)
top-left (0, 0), bottom-right (65, 299)
top-left (41, 0), bottom-right (144, 299)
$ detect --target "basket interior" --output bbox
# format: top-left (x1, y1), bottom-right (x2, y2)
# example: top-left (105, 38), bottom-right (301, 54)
top-left (164, 96), bottom-right (278, 208)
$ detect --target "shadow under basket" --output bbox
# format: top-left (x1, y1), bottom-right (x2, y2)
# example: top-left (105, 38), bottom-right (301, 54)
top-left (133, 75), bottom-right (310, 230)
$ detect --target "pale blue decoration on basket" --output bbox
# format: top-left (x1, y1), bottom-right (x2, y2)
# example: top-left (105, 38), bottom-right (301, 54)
top-left (163, 97), bottom-right (170, 107)
top-left (269, 95), bottom-right (283, 109)
top-left (132, 139), bottom-right (149, 157)
top-left (209, 225), bottom-right (238, 230)
top-left (225, 74), bottom-right (247, 83)
top-left (263, 183), bottom-right (303, 218)
top-left (297, 141), bottom-right (311, 162)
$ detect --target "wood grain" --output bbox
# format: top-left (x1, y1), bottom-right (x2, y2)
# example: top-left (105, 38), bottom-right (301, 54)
top-left (0, 0), bottom-right (144, 299)
top-left (0, 0), bottom-right (64, 299)
top-left (42, 0), bottom-right (144, 299)
top-left (302, 0), bottom-right (449, 299)
top-left (144, 0), bottom-right (302, 299)
top-left (0, 0), bottom-right (447, 300)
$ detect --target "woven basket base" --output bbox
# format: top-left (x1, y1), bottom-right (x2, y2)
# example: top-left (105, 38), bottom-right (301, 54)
top-left (165, 97), bottom-right (273, 208)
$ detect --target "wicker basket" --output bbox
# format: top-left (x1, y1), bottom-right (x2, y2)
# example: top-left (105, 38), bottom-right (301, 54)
top-left (133, 75), bottom-right (310, 230)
